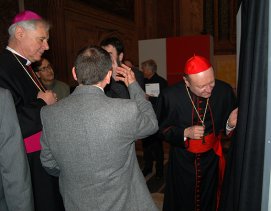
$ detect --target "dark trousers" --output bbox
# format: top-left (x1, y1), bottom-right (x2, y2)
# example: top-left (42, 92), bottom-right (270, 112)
top-left (142, 133), bottom-right (164, 174)
top-left (28, 151), bottom-right (65, 211)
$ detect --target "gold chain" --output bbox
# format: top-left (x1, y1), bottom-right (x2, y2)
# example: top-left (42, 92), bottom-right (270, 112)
top-left (12, 53), bottom-right (44, 92)
top-left (185, 85), bottom-right (209, 127)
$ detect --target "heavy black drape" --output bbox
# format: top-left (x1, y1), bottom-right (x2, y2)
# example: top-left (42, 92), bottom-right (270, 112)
top-left (219, 0), bottom-right (269, 211)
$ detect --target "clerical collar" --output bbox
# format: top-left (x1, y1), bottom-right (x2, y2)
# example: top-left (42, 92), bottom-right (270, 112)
top-left (6, 46), bottom-right (31, 66)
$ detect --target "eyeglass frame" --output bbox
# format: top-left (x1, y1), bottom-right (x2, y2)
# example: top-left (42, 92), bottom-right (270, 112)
top-left (38, 63), bottom-right (53, 72)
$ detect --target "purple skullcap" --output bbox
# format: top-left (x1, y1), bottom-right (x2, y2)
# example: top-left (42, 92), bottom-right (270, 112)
top-left (12, 10), bottom-right (42, 24)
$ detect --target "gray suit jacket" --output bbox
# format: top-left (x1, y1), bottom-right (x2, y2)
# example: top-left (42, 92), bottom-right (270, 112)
top-left (0, 88), bottom-right (34, 211)
top-left (40, 82), bottom-right (159, 211)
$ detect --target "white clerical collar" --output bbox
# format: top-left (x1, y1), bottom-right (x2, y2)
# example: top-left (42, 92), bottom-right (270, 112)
top-left (92, 85), bottom-right (104, 92)
top-left (6, 46), bottom-right (31, 66)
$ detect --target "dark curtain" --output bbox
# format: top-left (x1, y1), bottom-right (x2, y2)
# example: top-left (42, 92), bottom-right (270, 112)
top-left (219, 0), bottom-right (269, 211)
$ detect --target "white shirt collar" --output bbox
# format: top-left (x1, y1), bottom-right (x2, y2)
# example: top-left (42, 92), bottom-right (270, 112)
top-left (92, 85), bottom-right (104, 92)
top-left (6, 46), bottom-right (31, 66)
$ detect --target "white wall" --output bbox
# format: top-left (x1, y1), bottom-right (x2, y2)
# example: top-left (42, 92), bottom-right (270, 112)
top-left (138, 38), bottom-right (167, 80)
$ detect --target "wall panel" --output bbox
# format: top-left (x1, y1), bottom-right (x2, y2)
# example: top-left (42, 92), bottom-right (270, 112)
top-left (63, 1), bottom-right (137, 85)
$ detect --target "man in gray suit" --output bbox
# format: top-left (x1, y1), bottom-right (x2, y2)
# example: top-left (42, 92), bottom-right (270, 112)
top-left (0, 88), bottom-right (34, 211)
top-left (40, 46), bottom-right (159, 211)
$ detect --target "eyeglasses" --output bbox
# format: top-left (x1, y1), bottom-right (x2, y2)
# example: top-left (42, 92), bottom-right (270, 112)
top-left (39, 64), bottom-right (52, 72)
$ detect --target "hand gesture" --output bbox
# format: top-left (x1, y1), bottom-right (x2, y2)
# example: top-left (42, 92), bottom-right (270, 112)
top-left (184, 125), bottom-right (205, 140)
top-left (228, 107), bottom-right (238, 128)
top-left (115, 64), bottom-right (136, 87)
top-left (37, 90), bottom-right (57, 105)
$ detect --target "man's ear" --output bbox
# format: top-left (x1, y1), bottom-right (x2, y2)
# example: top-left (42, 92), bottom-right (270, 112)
top-left (183, 76), bottom-right (190, 87)
top-left (106, 70), bottom-right (112, 84)
top-left (72, 67), bottom-right (77, 81)
top-left (14, 26), bottom-right (24, 40)
top-left (119, 52), bottom-right (124, 62)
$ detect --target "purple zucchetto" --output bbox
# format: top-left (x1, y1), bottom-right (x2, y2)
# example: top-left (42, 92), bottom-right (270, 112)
top-left (12, 10), bottom-right (42, 24)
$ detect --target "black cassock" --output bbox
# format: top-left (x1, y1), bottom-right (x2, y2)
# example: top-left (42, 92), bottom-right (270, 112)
top-left (0, 49), bottom-right (64, 211)
top-left (156, 80), bottom-right (236, 211)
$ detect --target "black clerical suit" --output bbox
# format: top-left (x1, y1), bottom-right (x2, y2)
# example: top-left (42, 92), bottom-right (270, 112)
top-left (0, 49), bottom-right (64, 211)
top-left (156, 80), bottom-right (236, 211)
top-left (142, 73), bottom-right (168, 177)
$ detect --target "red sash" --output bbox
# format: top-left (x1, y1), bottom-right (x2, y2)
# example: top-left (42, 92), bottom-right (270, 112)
top-left (187, 133), bottom-right (225, 209)
top-left (24, 131), bottom-right (42, 153)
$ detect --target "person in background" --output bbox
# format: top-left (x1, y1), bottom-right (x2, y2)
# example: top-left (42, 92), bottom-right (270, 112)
top-left (0, 88), bottom-right (34, 211)
top-left (40, 45), bottom-right (159, 211)
top-left (33, 57), bottom-right (70, 100)
top-left (156, 55), bottom-right (238, 211)
top-left (140, 59), bottom-right (168, 178)
top-left (100, 36), bottom-right (144, 98)
top-left (0, 10), bottom-right (64, 211)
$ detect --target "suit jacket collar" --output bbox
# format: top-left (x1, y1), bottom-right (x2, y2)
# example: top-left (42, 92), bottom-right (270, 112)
top-left (72, 85), bottom-right (105, 96)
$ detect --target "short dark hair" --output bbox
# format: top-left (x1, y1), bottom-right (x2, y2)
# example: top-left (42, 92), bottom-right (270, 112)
top-left (100, 37), bottom-right (124, 55)
top-left (74, 46), bottom-right (112, 85)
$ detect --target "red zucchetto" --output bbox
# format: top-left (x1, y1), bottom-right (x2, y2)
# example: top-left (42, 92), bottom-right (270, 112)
top-left (184, 55), bottom-right (211, 75)
top-left (12, 10), bottom-right (42, 24)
